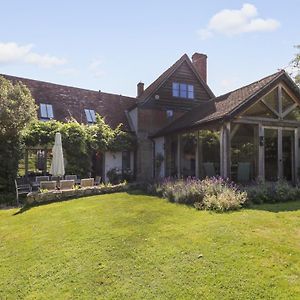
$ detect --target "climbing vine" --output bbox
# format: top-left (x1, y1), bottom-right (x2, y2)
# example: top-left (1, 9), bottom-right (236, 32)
top-left (22, 116), bottom-right (136, 176)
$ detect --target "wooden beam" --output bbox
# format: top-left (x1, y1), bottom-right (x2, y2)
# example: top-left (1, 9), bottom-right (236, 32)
top-left (278, 85), bottom-right (283, 118)
top-left (220, 123), bottom-right (230, 178)
top-left (258, 124), bottom-right (265, 180)
top-left (195, 132), bottom-right (199, 178)
top-left (295, 128), bottom-right (299, 184)
top-left (261, 99), bottom-right (280, 117)
top-left (282, 103), bottom-right (298, 118)
top-left (177, 134), bottom-right (181, 178)
top-left (278, 128), bottom-right (283, 180)
top-left (234, 117), bottom-right (300, 127)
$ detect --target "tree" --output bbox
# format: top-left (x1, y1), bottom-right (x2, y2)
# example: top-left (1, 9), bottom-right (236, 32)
top-left (0, 76), bottom-right (37, 192)
top-left (291, 45), bottom-right (300, 86)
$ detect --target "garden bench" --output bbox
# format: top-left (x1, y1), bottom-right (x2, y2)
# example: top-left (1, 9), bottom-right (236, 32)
top-left (15, 179), bottom-right (32, 204)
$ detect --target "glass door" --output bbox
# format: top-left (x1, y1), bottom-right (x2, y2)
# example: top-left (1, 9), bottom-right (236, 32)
top-left (264, 128), bottom-right (295, 182)
top-left (282, 130), bottom-right (294, 181)
top-left (264, 128), bottom-right (278, 181)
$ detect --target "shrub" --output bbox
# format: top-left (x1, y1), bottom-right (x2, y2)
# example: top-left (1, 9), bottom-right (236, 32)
top-left (200, 188), bottom-right (247, 212)
top-left (245, 179), bottom-right (299, 204)
top-left (107, 168), bottom-right (122, 185)
top-left (196, 177), bottom-right (247, 212)
top-left (0, 193), bottom-right (16, 205)
top-left (153, 177), bottom-right (247, 211)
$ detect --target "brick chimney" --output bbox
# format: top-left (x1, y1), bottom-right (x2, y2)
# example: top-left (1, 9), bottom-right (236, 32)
top-left (137, 82), bottom-right (144, 97)
top-left (192, 53), bottom-right (207, 83)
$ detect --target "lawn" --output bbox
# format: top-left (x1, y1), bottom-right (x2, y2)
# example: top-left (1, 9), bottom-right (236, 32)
top-left (0, 192), bottom-right (299, 299)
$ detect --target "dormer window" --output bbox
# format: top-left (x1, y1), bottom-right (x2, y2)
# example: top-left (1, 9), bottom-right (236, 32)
top-left (40, 103), bottom-right (54, 120)
top-left (84, 109), bottom-right (96, 123)
top-left (172, 82), bottom-right (194, 99)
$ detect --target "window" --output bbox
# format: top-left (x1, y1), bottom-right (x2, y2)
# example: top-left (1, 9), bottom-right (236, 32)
top-left (172, 83), bottom-right (179, 97)
top-left (40, 104), bottom-right (53, 119)
top-left (180, 83), bottom-right (187, 98)
top-left (84, 109), bottom-right (96, 123)
top-left (172, 82), bottom-right (194, 99)
top-left (188, 85), bottom-right (194, 99)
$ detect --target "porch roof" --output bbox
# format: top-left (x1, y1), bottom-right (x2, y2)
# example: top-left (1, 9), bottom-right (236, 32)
top-left (153, 70), bottom-right (300, 137)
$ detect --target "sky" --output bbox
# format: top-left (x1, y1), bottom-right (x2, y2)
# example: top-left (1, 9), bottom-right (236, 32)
top-left (0, 0), bottom-right (299, 97)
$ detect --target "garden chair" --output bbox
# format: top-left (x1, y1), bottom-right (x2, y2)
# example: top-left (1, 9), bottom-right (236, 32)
top-left (203, 162), bottom-right (216, 178)
top-left (15, 179), bottom-right (32, 204)
top-left (40, 181), bottom-right (57, 191)
top-left (31, 175), bottom-right (50, 190)
top-left (94, 176), bottom-right (101, 185)
top-left (35, 176), bottom-right (50, 183)
top-left (80, 178), bottom-right (94, 188)
top-left (59, 180), bottom-right (75, 190)
top-left (50, 176), bottom-right (61, 182)
top-left (65, 175), bottom-right (80, 185)
top-left (237, 162), bottom-right (251, 183)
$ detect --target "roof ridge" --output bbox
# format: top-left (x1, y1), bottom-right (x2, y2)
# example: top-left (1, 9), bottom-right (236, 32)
top-left (0, 73), bottom-right (136, 100)
top-left (214, 69), bottom-right (284, 101)
top-left (138, 54), bottom-right (189, 101)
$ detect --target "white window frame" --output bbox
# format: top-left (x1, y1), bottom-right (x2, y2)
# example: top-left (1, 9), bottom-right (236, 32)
top-left (172, 82), bottom-right (194, 99)
top-left (40, 103), bottom-right (54, 119)
top-left (84, 109), bottom-right (96, 123)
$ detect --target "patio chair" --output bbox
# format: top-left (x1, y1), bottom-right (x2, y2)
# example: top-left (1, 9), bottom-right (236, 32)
top-left (59, 180), bottom-right (75, 190)
top-left (35, 176), bottom-right (50, 183)
top-left (237, 162), bottom-right (251, 183)
top-left (81, 178), bottom-right (94, 188)
top-left (31, 175), bottom-right (50, 190)
top-left (40, 181), bottom-right (57, 191)
top-left (15, 179), bottom-right (32, 204)
top-left (203, 162), bottom-right (216, 178)
top-left (50, 175), bottom-right (61, 182)
top-left (94, 176), bottom-right (101, 185)
top-left (65, 175), bottom-right (80, 185)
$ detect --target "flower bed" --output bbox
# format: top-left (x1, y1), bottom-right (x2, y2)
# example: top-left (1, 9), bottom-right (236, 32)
top-left (26, 182), bottom-right (141, 205)
top-left (149, 177), bottom-right (247, 212)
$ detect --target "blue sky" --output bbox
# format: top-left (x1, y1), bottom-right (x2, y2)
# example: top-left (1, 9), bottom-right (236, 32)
top-left (0, 0), bottom-right (299, 97)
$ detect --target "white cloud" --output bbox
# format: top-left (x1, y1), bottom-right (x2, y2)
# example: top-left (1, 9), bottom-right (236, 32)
top-left (88, 59), bottom-right (105, 78)
top-left (198, 3), bottom-right (280, 39)
top-left (0, 42), bottom-right (66, 68)
top-left (220, 77), bottom-right (240, 92)
top-left (58, 67), bottom-right (79, 76)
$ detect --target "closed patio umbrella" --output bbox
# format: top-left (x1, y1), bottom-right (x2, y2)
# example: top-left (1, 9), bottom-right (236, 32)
top-left (50, 132), bottom-right (65, 177)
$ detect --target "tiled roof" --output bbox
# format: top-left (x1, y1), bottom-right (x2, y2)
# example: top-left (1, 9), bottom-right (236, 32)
top-left (1, 74), bottom-right (137, 131)
top-left (138, 54), bottom-right (214, 104)
top-left (154, 70), bottom-right (294, 136)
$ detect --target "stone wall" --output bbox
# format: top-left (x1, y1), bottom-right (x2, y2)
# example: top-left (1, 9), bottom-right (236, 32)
top-left (26, 182), bottom-right (142, 205)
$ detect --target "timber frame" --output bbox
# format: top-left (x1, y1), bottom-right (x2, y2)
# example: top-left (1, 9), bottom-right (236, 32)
top-left (158, 73), bottom-right (300, 184)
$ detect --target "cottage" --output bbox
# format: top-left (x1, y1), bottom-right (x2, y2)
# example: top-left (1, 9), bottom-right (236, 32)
top-left (3, 52), bottom-right (300, 183)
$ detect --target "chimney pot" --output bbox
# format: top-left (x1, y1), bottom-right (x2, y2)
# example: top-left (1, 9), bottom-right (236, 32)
top-left (192, 53), bottom-right (207, 83)
top-left (137, 82), bottom-right (144, 97)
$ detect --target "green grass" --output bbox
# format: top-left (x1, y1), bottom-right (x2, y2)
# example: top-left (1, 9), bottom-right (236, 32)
top-left (0, 192), bottom-right (299, 299)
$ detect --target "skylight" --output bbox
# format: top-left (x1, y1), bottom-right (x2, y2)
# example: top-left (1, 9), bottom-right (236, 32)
top-left (84, 109), bottom-right (96, 123)
top-left (40, 104), bottom-right (54, 119)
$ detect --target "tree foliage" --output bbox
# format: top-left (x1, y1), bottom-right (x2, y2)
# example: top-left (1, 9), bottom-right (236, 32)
top-left (291, 45), bottom-right (300, 86)
top-left (0, 76), bottom-right (37, 136)
top-left (0, 76), bottom-right (37, 191)
top-left (22, 116), bottom-right (136, 177)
